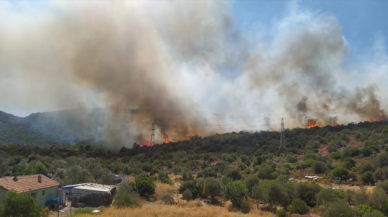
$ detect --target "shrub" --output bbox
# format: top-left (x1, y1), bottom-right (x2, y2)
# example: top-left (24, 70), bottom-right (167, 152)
top-left (332, 166), bottom-right (349, 180)
top-left (356, 204), bottom-right (372, 216)
top-left (114, 184), bottom-right (141, 208)
top-left (276, 209), bottom-right (287, 217)
top-left (381, 201), bottom-right (388, 216)
top-left (244, 174), bottom-right (259, 195)
top-left (203, 178), bottom-right (221, 204)
top-left (227, 169), bottom-right (242, 181)
top-left (135, 176), bottom-right (155, 196)
top-left (363, 210), bottom-right (385, 217)
top-left (0, 191), bottom-right (43, 217)
top-left (323, 202), bottom-right (355, 217)
top-left (290, 198), bottom-right (309, 214)
top-left (179, 180), bottom-right (199, 199)
top-left (312, 161), bottom-right (326, 174)
top-left (361, 171), bottom-right (375, 185)
top-left (141, 163), bottom-right (153, 172)
top-left (333, 189), bottom-right (345, 199)
top-left (240, 199), bottom-right (252, 213)
top-left (223, 180), bottom-right (248, 208)
top-left (316, 189), bottom-right (337, 206)
top-left (327, 144), bottom-right (338, 153)
top-left (158, 171), bottom-right (173, 185)
top-left (182, 189), bottom-right (193, 201)
top-left (296, 183), bottom-right (321, 207)
top-left (159, 193), bottom-right (175, 205)
top-left (34, 161), bottom-right (48, 175)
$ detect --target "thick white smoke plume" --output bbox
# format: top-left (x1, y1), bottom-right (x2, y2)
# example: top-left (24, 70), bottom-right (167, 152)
top-left (0, 1), bottom-right (387, 147)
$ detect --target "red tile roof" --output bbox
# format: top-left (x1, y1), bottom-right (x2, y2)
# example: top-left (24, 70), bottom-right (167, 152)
top-left (0, 175), bottom-right (60, 193)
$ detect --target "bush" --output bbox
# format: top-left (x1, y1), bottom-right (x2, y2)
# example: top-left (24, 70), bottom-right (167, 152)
top-left (290, 198), bottom-right (309, 214)
top-left (361, 171), bottom-right (375, 185)
top-left (141, 163), bottom-right (153, 172)
top-left (296, 183), bottom-right (321, 207)
top-left (135, 175), bottom-right (155, 196)
top-left (240, 199), bottom-right (252, 213)
top-left (159, 193), bottom-right (175, 205)
top-left (312, 161), bottom-right (326, 174)
top-left (34, 161), bottom-right (48, 175)
top-left (179, 180), bottom-right (199, 199)
top-left (0, 191), bottom-right (43, 217)
top-left (276, 209), bottom-right (287, 217)
top-left (363, 210), bottom-right (385, 217)
top-left (332, 167), bottom-right (349, 180)
top-left (316, 189), bottom-right (337, 206)
top-left (203, 178), bottom-right (221, 204)
top-left (381, 201), bottom-right (388, 216)
top-left (227, 169), bottom-right (242, 181)
top-left (356, 204), bottom-right (372, 216)
top-left (182, 189), bottom-right (193, 201)
top-left (223, 180), bottom-right (248, 208)
top-left (114, 184), bottom-right (141, 208)
top-left (158, 171), bottom-right (173, 185)
top-left (323, 202), bottom-right (355, 217)
top-left (244, 174), bottom-right (259, 195)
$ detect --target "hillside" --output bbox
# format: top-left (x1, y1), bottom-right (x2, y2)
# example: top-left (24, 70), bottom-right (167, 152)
top-left (0, 109), bottom-right (111, 146)
top-left (1, 120), bottom-right (388, 216)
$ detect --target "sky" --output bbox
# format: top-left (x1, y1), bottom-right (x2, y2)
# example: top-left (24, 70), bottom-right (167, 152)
top-left (0, 0), bottom-right (387, 140)
top-left (231, 0), bottom-right (388, 61)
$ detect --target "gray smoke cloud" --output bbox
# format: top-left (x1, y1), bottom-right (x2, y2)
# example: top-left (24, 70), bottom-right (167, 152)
top-left (0, 1), bottom-right (387, 148)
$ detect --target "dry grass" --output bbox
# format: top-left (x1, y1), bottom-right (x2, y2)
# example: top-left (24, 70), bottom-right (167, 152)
top-left (154, 182), bottom-right (177, 197)
top-left (72, 204), bottom-right (276, 217)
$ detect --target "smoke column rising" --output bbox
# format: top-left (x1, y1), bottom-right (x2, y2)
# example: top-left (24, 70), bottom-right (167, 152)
top-left (0, 1), bottom-right (387, 147)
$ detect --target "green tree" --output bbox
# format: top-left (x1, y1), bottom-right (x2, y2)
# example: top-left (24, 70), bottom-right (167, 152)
top-left (316, 188), bottom-right (337, 206)
top-left (182, 189), bottom-right (192, 201)
top-left (361, 171), bottom-right (375, 185)
top-left (33, 161), bottom-right (48, 175)
top-left (135, 175), bottom-right (155, 196)
top-left (296, 183), bottom-right (321, 207)
top-left (323, 202), bottom-right (356, 217)
top-left (114, 184), bottom-right (141, 208)
top-left (227, 169), bottom-right (242, 181)
top-left (312, 161), bottom-right (326, 174)
top-left (0, 191), bottom-right (43, 217)
top-left (363, 210), bottom-right (385, 217)
top-left (203, 178), bottom-right (221, 204)
top-left (332, 166), bottom-right (349, 180)
top-left (290, 198), bottom-right (309, 214)
top-left (244, 174), bottom-right (259, 195)
top-left (223, 180), bottom-right (248, 208)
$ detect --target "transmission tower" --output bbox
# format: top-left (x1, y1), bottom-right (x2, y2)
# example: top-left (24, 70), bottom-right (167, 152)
top-left (280, 118), bottom-right (286, 151)
top-left (151, 122), bottom-right (156, 152)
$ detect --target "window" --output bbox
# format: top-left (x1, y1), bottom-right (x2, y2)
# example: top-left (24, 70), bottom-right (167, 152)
top-left (42, 190), bottom-right (45, 196)
top-left (31, 193), bottom-right (36, 200)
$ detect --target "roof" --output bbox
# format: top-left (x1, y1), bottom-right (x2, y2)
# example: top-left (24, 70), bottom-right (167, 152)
top-left (73, 183), bottom-right (115, 192)
top-left (0, 175), bottom-right (60, 193)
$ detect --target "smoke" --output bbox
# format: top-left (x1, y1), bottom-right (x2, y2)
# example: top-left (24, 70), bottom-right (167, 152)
top-left (0, 1), bottom-right (387, 148)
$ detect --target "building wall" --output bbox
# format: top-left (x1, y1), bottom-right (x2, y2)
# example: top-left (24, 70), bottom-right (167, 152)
top-left (0, 186), bottom-right (59, 207)
top-left (28, 186), bottom-right (59, 206)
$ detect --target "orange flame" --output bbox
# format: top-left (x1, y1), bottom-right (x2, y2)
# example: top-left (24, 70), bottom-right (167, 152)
top-left (306, 119), bottom-right (317, 129)
top-left (165, 134), bottom-right (170, 144)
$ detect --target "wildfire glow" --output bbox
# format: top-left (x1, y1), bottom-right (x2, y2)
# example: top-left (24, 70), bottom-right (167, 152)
top-left (306, 119), bottom-right (317, 129)
top-left (165, 134), bottom-right (170, 144)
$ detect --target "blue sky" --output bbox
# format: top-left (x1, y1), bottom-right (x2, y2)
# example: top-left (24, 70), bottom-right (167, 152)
top-left (231, 0), bottom-right (388, 59)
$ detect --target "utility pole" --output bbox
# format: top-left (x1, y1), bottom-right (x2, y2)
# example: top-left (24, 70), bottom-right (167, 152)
top-left (151, 122), bottom-right (155, 152)
top-left (279, 118), bottom-right (286, 152)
